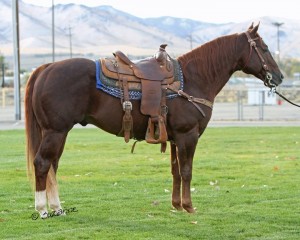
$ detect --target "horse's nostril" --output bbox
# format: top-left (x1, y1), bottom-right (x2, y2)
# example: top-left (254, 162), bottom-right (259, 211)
top-left (281, 74), bottom-right (284, 79)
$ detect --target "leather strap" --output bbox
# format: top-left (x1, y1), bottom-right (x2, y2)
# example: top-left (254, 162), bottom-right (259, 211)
top-left (167, 85), bottom-right (213, 117)
top-left (114, 62), bottom-right (133, 142)
top-left (160, 88), bottom-right (167, 153)
top-left (123, 77), bottom-right (130, 104)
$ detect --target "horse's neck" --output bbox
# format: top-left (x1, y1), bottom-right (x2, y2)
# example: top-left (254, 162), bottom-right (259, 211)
top-left (179, 35), bottom-right (238, 101)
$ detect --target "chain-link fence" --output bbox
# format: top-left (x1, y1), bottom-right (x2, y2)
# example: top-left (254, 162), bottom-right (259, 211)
top-left (212, 86), bottom-right (300, 121)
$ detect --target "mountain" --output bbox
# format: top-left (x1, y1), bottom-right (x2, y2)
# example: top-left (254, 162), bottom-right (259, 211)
top-left (1, 0), bottom-right (300, 61)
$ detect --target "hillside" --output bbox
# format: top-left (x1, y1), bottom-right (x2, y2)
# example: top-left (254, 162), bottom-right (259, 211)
top-left (1, 0), bottom-right (300, 60)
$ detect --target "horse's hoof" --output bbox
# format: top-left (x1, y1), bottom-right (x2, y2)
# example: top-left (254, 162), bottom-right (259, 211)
top-left (172, 202), bottom-right (183, 210)
top-left (40, 211), bottom-right (48, 219)
top-left (183, 205), bottom-right (196, 213)
top-left (173, 205), bottom-right (183, 211)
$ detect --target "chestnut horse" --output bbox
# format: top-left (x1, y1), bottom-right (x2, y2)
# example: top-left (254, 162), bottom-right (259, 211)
top-left (25, 24), bottom-right (283, 218)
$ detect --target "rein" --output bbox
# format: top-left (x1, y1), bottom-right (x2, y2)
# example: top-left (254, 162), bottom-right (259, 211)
top-left (273, 88), bottom-right (300, 108)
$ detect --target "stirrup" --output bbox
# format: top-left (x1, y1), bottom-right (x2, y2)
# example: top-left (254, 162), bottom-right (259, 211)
top-left (145, 116), bottom-right (167, 144)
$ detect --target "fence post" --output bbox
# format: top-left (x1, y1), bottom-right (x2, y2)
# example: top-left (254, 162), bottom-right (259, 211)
top-left (1, 63), bottom-right (4, 88)
top-left (2, 88), bottom-right (5, 108)
top-left (237, 90), bottom-right (243, 120)
top-left (258, 90), bottom-right (265, 120)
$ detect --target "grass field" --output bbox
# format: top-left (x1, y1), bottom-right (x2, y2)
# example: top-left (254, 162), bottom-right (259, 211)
top-left (0, 127), bottom-right (299, 239)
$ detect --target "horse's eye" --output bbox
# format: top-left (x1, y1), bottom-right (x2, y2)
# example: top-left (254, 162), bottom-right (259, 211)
top-left (263, 46), bottom-right (269, 52)
top-left (261, 42), bottom-right (269, 52)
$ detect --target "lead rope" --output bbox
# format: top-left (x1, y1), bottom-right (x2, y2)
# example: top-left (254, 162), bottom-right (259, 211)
top-left (273, 89), bottom-right (300, 108)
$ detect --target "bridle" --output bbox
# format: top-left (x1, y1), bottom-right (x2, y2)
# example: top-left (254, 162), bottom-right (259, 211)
top-left (242, 32), bottom-right (300, 108)
top-left (242, 32), bottom-right (275, 88)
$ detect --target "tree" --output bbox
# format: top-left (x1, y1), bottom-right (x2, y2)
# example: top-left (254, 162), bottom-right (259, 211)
top-left (280, 58), bottom-right (300, 79)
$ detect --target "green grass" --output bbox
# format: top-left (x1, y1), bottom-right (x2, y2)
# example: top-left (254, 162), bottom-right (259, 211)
top-left (0, 127), bottom-right (299, 239)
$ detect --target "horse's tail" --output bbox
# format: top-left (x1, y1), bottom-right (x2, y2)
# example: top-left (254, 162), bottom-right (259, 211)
top-left (25, 63), bottom-right (51, 184)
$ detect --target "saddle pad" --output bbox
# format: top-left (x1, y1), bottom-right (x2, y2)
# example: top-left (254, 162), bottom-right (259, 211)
top-left (95, 58), bottom-right (184, 100)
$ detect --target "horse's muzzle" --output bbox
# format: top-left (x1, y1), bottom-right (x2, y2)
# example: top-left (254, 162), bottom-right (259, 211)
top-left (266, 72), bottom-right (284, 87)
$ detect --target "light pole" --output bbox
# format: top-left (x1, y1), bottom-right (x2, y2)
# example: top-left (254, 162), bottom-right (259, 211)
top-left (187, 34), bottom-right (193, 50)
top-left (67, 25), bottom-right (73, 58)
top-left (272, 22), bottom-right (284, 64)
top-left (12, 0), bottom-right (21, 120)
top-left (52, 0), bottom-right (55, 62)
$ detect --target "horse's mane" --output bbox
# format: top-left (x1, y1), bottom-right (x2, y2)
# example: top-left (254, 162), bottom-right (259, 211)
top-left (178, 33), bottom-right (239, 81)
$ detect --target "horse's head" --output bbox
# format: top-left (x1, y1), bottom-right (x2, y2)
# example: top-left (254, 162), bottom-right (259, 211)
top-left (238, 23), bottom-right (284, 88)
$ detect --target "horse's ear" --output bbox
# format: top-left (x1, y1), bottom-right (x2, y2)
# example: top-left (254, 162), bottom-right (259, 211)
top-left (248, 22), bottom-right (254, 30)
top-left (250, 22), bottom-right (260, 34)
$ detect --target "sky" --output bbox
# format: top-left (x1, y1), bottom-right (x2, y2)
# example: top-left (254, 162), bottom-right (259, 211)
top-left (22, 0), bottom-right (300, 24)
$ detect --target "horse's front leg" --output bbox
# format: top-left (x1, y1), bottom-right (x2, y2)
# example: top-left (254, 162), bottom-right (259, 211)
top-left (175, 133), bottom-right (198, 213)
top-left (170, 142), bottom-right (182, 210)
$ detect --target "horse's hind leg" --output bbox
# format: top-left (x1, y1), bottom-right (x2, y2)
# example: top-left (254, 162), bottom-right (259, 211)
top-left (46, 133), bottom-right (67, 214)
top-left (170, 142), bottom-right (182, 210)
top-left (34, 130), bottom-right (67, 218)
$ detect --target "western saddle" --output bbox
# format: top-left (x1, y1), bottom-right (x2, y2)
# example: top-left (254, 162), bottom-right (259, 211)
top-left (101, 44), bottom-right (174, 149)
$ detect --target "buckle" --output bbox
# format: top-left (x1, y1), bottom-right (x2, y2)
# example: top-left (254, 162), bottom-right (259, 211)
top-left (268, 87), bottom-right (276, 96)
top-left (122, 101), bottom-right (132, 111)
top-left (188, 96), bottom-right (194, 102)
